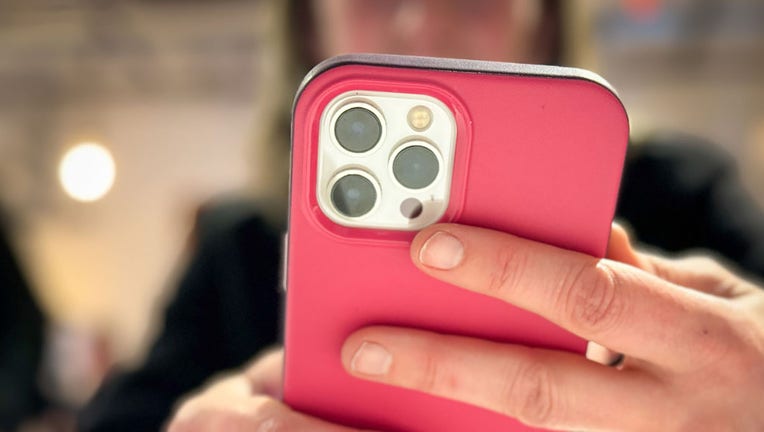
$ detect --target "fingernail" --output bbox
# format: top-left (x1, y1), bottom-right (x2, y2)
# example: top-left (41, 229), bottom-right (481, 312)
top-left (419, 231), bottom-right (464, 269)
top-left (350, 342), bottom-right (392, 376)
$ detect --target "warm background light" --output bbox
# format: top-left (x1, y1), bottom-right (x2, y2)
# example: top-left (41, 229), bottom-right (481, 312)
top-left (59, 143), bottom-right (116, 202)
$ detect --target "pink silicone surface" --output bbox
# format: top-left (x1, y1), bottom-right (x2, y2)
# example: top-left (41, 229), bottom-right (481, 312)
top-left (284, 58), bottom-right (628, 431)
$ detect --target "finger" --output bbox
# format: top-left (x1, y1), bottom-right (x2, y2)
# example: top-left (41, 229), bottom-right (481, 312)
top-left (606, 222), bottom-right (645, 269)
top-left (169, 393), bottom-right (365, 432)
top-left (606, 222), bottom-right (751, 299)
top-left (245, 348), bottom-right (284, 398)
top-left (638, 253), bottom-right (753, 298)
top-left (411, 224), bottom-right (730, 368)
top-left (342, 326), bottom-right (663, 431)
top-left (597, 224), bottom-right (640, 365)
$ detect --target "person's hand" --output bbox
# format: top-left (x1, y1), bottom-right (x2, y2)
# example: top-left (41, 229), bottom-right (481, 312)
top-left (341, 223), bottom-right (764, 431)
top-left (166, 349), bottom-right (370, 432)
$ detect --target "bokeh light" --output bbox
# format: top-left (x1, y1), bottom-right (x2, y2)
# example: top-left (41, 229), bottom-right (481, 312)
top-left (58, 143), bottom-right (116, 202)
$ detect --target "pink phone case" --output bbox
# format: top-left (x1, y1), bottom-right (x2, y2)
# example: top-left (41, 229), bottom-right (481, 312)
top-left (283, 54), bottom-right (628, 431)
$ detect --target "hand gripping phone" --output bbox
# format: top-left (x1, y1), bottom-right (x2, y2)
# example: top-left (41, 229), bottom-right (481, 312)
top-left (283, 54), bottom-right (628, 431)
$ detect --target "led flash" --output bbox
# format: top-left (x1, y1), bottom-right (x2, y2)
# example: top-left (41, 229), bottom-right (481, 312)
top-left (407, 105), bottom-right (432, 131)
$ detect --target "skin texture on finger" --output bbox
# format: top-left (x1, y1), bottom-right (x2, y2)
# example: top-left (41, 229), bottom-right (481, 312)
top-left (592, 224), bottom-right (642, 366)
top-left (341, 326), bottom-right (664, 431)
top-left (608, 222), bottom-right (753, 299)
top-left (637, 254), bottom-right (764, 322)
top-left (605, 223), bottom-right (764, 365)
top-left (639, 253), bottom-right (754, 299)
top-left (410, 223), bottom-right (736, 370)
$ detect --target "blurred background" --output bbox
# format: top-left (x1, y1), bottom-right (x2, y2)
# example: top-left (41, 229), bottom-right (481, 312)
top-left (0, 0), bottom-right (762, 430)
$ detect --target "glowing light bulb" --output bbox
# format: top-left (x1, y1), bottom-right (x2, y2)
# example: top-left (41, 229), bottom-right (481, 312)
top-left (59, 143), bottom-right (116, 202)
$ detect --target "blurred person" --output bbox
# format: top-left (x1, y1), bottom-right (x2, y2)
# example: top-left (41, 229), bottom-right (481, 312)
top-left (79, 1), bottom-right (764, 431)
top-left (0, 210), bottom-right (88, 432)
top-left (0, 210), bottom-right (46, 431)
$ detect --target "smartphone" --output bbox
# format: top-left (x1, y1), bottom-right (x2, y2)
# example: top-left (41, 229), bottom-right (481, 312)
top-left (282, 54), bottom-right (628, 431)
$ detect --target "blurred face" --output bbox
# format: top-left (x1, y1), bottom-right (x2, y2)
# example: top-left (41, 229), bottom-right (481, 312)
top-left (311, 0), bottom-right (547, 63)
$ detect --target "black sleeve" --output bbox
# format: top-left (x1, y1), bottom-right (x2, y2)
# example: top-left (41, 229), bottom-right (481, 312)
top-left (617, 132), bottom-right (764, 278)
top-left (78, 210), bottom-right (283, 432)
top-left (0, 220), bottom-right (46, 431)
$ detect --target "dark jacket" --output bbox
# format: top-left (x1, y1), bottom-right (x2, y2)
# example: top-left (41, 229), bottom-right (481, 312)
top-left (79, 135), bottom-right (764, 431)
top-left (0, 215), bottom-right (46, 431)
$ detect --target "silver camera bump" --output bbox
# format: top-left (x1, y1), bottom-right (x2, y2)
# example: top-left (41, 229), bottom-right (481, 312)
top-left (317, 91), bottom-right (456, 231)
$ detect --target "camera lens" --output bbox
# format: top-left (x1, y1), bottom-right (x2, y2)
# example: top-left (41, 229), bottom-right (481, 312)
top-left (392, 145), bottom-right (440, 189)
top-left (334, 107), bottom-right (382, 153)
top-left (330, 173), bottom-right (377, 218)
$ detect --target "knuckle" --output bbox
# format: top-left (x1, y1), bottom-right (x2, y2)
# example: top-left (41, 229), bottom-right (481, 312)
top-left (505, 362), bottom-right (557, 427)
top-left (681, 256), bottom-right (738, 293)
top-left (486, 245), bottom-right (527, 296)
top-left (414, 352), bottom-right (443, 394)
top-left (411, 343), bottom-right (464, 397)
top-left (562, 261), bottom-right (625, 335)
top-left (253, 417), bottom-right (285, 432)
top-left (688, 256), bottom-right (726, 275)
top-left (687, 255), bottom-right (728, 275)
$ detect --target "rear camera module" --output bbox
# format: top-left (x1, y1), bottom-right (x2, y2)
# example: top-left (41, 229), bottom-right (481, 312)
top-left (334, 106), bottom-right (382, 153)
top-left (330, 173), bottom-right (377, 218)
top-left (392, 144), bottom-right (440, 189)
top-left (317, 90), bottom-right (456, 230)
